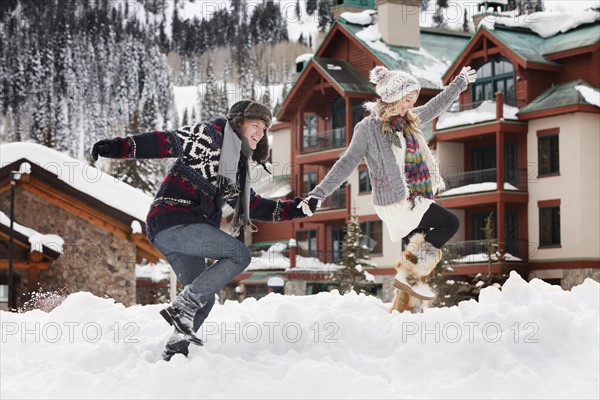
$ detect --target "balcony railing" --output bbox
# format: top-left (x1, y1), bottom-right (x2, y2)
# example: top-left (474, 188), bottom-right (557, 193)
top-left (321, 187), bottom-right (346, 210)
top-left (303, 127), bottom-right (346, 153)
top-left (303, 187), bottom-right (347, 211)
top-left (442, 239), bottom-right (529, 264)
top-left (443, 168), bottom-right (528, 192)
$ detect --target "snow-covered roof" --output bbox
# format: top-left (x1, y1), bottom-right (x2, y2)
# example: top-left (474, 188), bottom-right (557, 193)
top-left (481, 9), bottom-right (599, 38)
top-left (340, 10), bottom-right (375, 26)
top-left (249, 163), bottom-right (292, 199)
top-left (338, 19), bottom-right (470, 89)
top-left (295, 53), bottom-right (313, 64)
top-left (439, 182), bottom-right (519, 197)
top-left (0, 142), bottom-right (153, 222)
top-left (437, 100), bottom-right (520, 130)
top-left (519, 79), bottom-right (600, 115)
top-left (575, 85), bottom-right (600, 108)
top-left (0, 211), bottom-right (64, 255)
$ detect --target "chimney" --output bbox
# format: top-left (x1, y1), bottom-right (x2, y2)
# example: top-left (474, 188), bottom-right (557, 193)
top-left (377, 0), bottom-right (421, 48)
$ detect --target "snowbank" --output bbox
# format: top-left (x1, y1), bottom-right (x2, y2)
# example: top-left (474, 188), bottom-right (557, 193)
top-left (1, 272), bottom-right (598, 399)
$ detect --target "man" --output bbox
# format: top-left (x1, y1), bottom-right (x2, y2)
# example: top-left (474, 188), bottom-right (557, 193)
top-left (92, 100), bottom-right (318, 360)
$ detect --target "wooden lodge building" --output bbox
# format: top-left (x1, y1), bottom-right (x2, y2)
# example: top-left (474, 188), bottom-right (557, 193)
top-left (249, 0), bottom-right (600, 297)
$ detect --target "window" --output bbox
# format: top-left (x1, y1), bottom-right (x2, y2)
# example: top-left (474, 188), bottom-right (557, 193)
top-left (296, 230), bottom-right (317, 258)
top-left (331, 226), bottom-right (345, 263)
top-left (472, 58), bottom-right (515, 106)
top-left (360, 220), bottom-right (383, 254)
top-left (0, 285), bottom-right (8, 303)
top-left (352, 101), bottom-right (366, 127)
top-left (303, 115), bottom-right (317, 148)
top-left (538, 135), bottom-right (559, 175)
top-left (303, 171), bottom-right (317, 194)
top-left (332, 97), bottom-right (345, 130)
top-left (540, 206), bottom-right (560, 246)
top-left (358, 169), bottom-right (372, 193)
top-left (472, 211), bottom-right (496, 241)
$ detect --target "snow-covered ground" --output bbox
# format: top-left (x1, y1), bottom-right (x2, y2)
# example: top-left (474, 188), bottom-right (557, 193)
top-left (1, 272), bottom-right (598, 399)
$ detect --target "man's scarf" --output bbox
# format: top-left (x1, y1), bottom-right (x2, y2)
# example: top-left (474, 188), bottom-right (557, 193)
top-left (218, 122), bottom-right (255, 237)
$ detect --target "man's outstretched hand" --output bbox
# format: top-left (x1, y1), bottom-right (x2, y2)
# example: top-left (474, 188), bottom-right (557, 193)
top-left (92, 139), bottom-right (120, 161)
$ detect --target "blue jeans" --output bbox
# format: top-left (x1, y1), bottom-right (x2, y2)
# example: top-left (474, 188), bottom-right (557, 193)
top-left (153, 223), bottom-right (251, 331)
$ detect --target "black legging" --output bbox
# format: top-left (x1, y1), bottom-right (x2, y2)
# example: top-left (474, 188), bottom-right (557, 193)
top-left (402, 203), bottom-right (459, 249)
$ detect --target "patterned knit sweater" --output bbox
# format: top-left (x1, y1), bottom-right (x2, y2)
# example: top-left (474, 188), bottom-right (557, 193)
top-left (105, 117), bottom-right (302, 241)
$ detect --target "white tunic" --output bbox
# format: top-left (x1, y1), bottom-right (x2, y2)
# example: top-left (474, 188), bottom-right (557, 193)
top-left (374, 132), bottom-right (433, 242)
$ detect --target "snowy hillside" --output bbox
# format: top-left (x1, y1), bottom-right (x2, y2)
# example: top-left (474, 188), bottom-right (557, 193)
top-left (1, 272), bottom-right (598, 399)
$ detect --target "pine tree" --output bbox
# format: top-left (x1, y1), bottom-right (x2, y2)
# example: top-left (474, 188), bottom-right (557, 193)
top-left (182, 108), bottom-right (189, 126)
top-left (433, 0), bottom-right (449, 28)
top-left (295, 0), bottom-right (301, 20)
top-left (142, 96), bottom-right (158, 131)
top-left (317, 0), bottom-right (333, 33)
top-left (336, 211), bottom-right (376, 295)
top-left (109, 108), bottom-right (155, 194)
top-left (306, 0), bottom-right (317, 16)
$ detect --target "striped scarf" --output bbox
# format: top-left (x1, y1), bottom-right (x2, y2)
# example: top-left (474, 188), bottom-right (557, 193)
top-left (388, 116), bottom-right (433, 207)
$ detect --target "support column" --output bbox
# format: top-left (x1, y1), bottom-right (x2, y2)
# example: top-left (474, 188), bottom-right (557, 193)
top-left (496, 126), bottom-right (506, 258)
top-left (345, 96), bottom-right (353, 146)
top-left (496, 129), bottom-right (505, 192)
top-left (497, 201), bottom-right (505, 258)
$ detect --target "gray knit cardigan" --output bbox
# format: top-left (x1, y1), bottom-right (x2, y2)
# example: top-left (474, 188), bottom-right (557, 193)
top-left (309, 76), bottom-right (468, 206)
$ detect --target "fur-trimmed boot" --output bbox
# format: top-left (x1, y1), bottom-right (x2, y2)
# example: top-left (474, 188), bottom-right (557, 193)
top-left (159, 286), bottom-right (204, 346)
top-left (393, 233), bottom-right (442, 301)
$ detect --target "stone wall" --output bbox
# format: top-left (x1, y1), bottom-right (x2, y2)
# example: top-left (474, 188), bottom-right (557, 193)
top-left (561, 268), bottom-right (600, 290)
top-left (1, 188), bottom-right (137, 307)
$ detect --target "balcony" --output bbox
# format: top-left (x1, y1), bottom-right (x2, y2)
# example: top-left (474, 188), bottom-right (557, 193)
top-left (442, 239), bottom-right (530, 264)
top-left (302, 186), bottom-right (347, 211)
top-left (442, 167), bottom-right (528, 194)
top-left (321, 187), bottom-right (347, 210)
top-left (303, 127), bottom-right (346, 153)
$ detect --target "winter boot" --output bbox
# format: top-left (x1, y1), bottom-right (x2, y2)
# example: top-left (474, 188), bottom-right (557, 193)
top-left (159, 286), bottom-right (204, 346)
top-left (162, 331), bottom-right (191, 362)
top-left (419, 240), bottom-right (443, 273)
top-left (393, 233), bottom-right (437, 301)
top-left (393, 252), bottom-right (436, 301)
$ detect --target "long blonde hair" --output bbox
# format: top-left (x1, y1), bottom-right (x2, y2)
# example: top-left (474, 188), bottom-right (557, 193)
top-left (363, 98), bottom-right (446, 193)
top-left (364, 99), bottom-right (422, 135)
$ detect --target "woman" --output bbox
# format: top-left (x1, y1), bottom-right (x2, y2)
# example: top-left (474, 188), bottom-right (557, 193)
top-left (299, 65), bottom-right (477, 300)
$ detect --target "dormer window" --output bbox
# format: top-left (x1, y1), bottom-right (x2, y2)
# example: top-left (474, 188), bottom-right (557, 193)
top-left (472, 58), bottom-right (515, 106)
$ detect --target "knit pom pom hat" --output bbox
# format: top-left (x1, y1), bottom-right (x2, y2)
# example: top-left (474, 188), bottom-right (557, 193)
top-left (369, 66), bottom-right (421, 104)
top-left (227, 100), bottom-right (272, 163)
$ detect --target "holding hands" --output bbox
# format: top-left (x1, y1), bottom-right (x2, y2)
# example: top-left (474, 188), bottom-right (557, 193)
top-left (297, 195), bottom-right (322, 217)
top-left (459, 66), bottom-right (477, 84)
